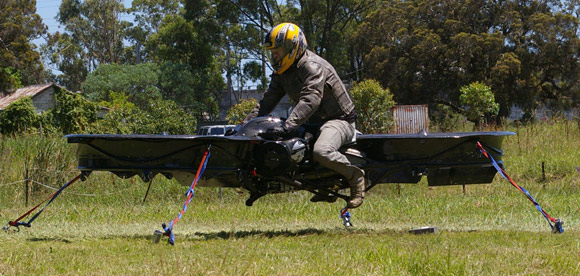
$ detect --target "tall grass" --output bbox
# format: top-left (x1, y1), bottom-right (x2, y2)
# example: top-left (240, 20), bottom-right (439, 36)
top-left (1, 120), bottom-right (579, 275)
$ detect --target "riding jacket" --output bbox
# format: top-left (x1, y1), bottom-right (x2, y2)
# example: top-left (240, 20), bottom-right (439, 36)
top-left (244, 50), bottom-right (355, 131)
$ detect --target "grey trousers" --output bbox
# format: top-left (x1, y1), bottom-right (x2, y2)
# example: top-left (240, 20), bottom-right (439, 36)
top-left (312, 119), bottom-right (364, 184)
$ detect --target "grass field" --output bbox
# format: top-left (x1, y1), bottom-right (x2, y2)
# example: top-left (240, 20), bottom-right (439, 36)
top-left (1, 120), bottom-right (579, 275)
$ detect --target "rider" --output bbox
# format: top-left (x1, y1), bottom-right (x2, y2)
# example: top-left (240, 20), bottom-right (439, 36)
top-left (242, 22), bottom-right (365, 208)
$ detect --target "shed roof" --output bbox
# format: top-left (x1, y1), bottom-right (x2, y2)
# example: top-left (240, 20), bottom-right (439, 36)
top-left (0, 83), bottom-right (56, 109)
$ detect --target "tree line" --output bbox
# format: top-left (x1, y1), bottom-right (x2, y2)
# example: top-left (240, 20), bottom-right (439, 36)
top-left (1, 0), bottom-right (580, 128)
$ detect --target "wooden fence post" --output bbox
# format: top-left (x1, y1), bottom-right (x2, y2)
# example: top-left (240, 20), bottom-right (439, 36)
top-left (25, 168), bottom-right (30, 206)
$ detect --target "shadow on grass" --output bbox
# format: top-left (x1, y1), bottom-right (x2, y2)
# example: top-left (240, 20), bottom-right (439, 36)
top-left (96, 228), bottom-right (328, 243)
top-left (74, 227), bottom-right (454, 244)
top-left (27, 237), bottom-right (72, 243)
top-left (192, 228), bottom-right (325, 240)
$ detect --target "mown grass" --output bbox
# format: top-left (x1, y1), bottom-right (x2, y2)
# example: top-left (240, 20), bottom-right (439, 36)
top-left (1, 229), bottom-right (578, 275)
top-left (1, 119), bottom-right (579, 275)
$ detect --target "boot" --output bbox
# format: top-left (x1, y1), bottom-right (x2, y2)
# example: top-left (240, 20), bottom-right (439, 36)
top-left (347, 176), bottom-right (365, 208)
top-left (310, 191), bottom-right (338, 203)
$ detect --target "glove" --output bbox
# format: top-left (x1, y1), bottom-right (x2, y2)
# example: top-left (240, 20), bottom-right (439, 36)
top-left (225, 125), bottom-right (242, 136)
top-left (224, 128), bottom-right (237, 136)
top-left (260, 125), bottom-right (288, 140)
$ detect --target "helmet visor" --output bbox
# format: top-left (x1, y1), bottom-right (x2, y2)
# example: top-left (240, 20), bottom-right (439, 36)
top-left (265, 47), bottom-right (286, 71)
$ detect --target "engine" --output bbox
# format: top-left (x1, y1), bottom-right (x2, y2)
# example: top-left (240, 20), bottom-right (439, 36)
top-left (253, 138), bottom-right (307, 176)
top-left (236, 117), bottom-right (308, 177)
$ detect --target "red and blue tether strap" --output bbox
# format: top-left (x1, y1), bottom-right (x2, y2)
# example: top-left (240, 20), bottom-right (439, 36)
top-left (161, 146), bottom-right (211, 245)
top-left (4, 174), bottom-right (82, 231)
top-left (476, 142), bottom-right (563, 233)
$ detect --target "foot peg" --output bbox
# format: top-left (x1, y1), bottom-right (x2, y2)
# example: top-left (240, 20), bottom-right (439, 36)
top-left (310, 193), bottom-right (338, 203)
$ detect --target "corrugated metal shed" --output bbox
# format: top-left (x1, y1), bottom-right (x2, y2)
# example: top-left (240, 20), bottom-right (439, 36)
top-left (393, 105), bottom-right (429, 134)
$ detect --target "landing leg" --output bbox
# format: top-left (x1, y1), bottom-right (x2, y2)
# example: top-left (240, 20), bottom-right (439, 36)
top-left (340, 207), bottom-right (352, 228)
top-left (245, 192), bottom-right (266, 206)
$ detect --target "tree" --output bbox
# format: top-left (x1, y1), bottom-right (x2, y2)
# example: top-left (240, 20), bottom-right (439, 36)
top-left (492, 1), bottom-right (580, 117)
top-left (43, 0), bottom-right (130, 91)
top-left (157, 61), bottom-right (219, 119)
top-left (148, 14), bottom-right (224, 121)
top-left (126, 0), bottom-right (181, 63)
top-left (82, 61), bottom-right (219, 120)
top-left (350, 79), bottom-right (395, 134)
top-left (41, 33), bottom-right (88, 92)
top-left (296, 0), bottom-right (379, 80)
top-left (58, 0), bottom-right (129, 67)
top-left (133, 98), bottom-right (197, 134)
top-left (0, 0), bottom-right (46, 93)
top-left (82, 63), bottom-right (162, 106)
top-left (353, 0), bottom-right (580, 119)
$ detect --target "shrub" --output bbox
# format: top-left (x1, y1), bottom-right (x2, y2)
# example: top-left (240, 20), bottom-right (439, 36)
top-left (50, 87), bottom-right (99, 134)
top-left (0, 97), bottom-right (38, 134)
top-left (91, 91), bottom-right (196, 134)
top-left (133, 98), bottom-right (197, 134)
top-left (459, 82), bottom-right (499, 127)
top-left (350, 79), bottom-right (396, 134)
top-left (226, 98), bottom-right (258, 125)
top-left (89, 91), bottom-right (137, 134)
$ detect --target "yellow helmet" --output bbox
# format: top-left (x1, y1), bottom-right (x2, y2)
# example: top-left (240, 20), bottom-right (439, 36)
top-left (263, 22), bottom-right (307, 74)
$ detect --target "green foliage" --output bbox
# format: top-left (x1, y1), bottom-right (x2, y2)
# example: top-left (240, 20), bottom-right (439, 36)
top-left (158, 62), bottom-right (208, 114)
top-left (30, 0), bottom-right (580, 123)
top-left (99, 91), bottom-right (137, 111)
top-left (355, 1), bottom-right (580, 117)
top-left (57, 0), bottom-right (128, 66)
top-left (89, 91), bottom-right (138, 134)
top-left (459, 82), bottom-right (499, 125)
top-left (295, 0), bottom-right (380, 78)
top-left (148, 15), bottom-right (224, 120)
top-left (126, 0), bottom-right (181, 63)
top-left (42, 0), bottom-right (130, 90)
top-left (210, 0), bottom-right (378, 87)
top-left (0, 97), bottom-right (38, 134)
top-left (0, 1), bottom-right (46, 91)
top-left (158, 61), bottom-right (221, 120)
top-left (82, 62), bottom-right (219, 121)
top-left (41, 32), bottom-right (88, 92)
top-left (50, 87), bottom-right (99, 134)
top-left (0, 67), bottom-right (23, 91)
top-left (430, 104), bottom-right (473, 133)
top-left (350, 79), bottom-right (395, 134)
top-left (82, 63), bottom-right (162, 107)
top-left (216, 16), bottom-right (266, 95)
top-left (91, 91), bottom-right (197, 134)
top-left (226, 98), bottom-right (258, 125)
top-left (133, 98), bottom-right (197, 134)
top-left (36, 109), bottom-right (59, 134)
